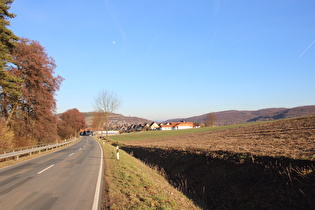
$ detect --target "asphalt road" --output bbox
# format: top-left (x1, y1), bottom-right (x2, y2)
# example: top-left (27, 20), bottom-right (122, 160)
top-left (0, 136), bottom-right (103, 210)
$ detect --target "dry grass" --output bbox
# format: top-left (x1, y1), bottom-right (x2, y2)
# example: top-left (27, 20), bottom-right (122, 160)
top-left (99, 140), bottom-right (200, 209)
top-left (113, 116), bottom-right (315, 209)
top-left (121, 146), bottom-right (315, 209)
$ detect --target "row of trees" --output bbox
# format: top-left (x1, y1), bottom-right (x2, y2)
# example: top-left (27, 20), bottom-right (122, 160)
top-left (0, 1), bottom-right (85, 149)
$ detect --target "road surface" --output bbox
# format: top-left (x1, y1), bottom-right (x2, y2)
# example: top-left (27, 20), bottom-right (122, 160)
top-left (0, 136), bottom-right (103, 210)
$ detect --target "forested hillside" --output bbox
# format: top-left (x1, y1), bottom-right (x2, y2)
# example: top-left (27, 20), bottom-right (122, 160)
top-left (168, 105), bottom-right (315, 125)
top-left (83, 112), bottom-right (151, 127)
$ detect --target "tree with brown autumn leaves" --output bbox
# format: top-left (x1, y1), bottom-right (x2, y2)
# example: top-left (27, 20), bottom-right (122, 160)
top-left (57, 108), bottom-right (86, 140)
top-left (7, 38), bottom-right (63, 145)
top-left (1, 2), bottom-right (64, 148)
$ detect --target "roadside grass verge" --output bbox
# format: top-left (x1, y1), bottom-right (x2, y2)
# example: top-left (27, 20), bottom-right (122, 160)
top-left (99, 140), bottom-right (200, 209)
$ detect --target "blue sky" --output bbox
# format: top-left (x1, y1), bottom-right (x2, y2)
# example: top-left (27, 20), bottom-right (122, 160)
top-left (9, 0), bottom-right (315, 121)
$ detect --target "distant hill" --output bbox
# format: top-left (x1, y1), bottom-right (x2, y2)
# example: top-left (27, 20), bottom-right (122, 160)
top-left (82, 112), bottom-right (152, 127)
top-left (167, 105), bottom-right (315, 126)
top-left (81, 105), bottom-right (315, 127)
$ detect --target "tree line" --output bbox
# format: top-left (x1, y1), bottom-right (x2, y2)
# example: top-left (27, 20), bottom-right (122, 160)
top-left (0, 0), bottom-right (85, 149)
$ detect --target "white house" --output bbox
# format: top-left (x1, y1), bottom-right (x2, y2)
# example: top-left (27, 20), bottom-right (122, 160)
top-left (159, 122), bottom-right (194, 130)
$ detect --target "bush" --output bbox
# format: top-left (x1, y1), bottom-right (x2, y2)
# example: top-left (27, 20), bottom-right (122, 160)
top-left (0, 122), bottom-right (15, 150)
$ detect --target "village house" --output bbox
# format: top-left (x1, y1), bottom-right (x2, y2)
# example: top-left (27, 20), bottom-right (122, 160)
top-left (149, 122), bottom-right (160, 130)
top-left (159, 123), bottom-right (173, 130)
top-left (123, 121), bottom-right (195, 132)
top-left (136, 123), bottom-right (144, 131)
top-left (159, 122), bottom-right (194, 130)
top-left (143, 123), bottom-right (151, 131)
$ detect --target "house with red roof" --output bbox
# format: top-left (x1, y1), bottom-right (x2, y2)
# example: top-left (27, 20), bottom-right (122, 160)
top-left (159, 122), bottom-right (194, 130)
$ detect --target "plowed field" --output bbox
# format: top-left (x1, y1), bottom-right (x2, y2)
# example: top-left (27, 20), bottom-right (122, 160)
top-left (119, 116), bottom-right (315, 209)
top-left (124, 115), bottom-right (315, 160)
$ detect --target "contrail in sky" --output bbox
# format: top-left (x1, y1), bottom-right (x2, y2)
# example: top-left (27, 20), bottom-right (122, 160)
top-left (104, 0), bottom-right (126, 41)
top-left (299, 40), bottom-right (315, 57)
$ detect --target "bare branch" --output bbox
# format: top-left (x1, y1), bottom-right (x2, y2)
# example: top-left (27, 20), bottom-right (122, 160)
top-left (93, 90), bottom-right (121, 139)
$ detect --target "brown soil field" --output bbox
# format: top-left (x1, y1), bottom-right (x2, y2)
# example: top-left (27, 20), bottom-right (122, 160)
top-left (120, 116), bottom-right (315, 209)
top-left (124, 115), bottom-right (315, 160)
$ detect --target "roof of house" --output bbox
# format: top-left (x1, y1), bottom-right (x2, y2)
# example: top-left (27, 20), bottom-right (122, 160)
top-left (160, 124), bottom-right (174, 128)
top-left (160, 122), bottom-right (194, 128)
top-left (175, 122), bottom-right (193, 127)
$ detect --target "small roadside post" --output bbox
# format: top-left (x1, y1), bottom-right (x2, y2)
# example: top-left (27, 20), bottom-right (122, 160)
top-left (116, 146), bottom-right (120, 160)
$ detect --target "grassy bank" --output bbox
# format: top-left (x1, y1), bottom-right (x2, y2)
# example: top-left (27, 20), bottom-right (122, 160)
top-left (99, 139), bottom-right (200, 209)
top-left (121, 146), bottom-right (315, 209)
top-left (108, 116), bottom-right (315, 209)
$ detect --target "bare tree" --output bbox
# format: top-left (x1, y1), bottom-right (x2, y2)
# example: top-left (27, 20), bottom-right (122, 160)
top-left (91, 111), bottom-right (103, 132)
top-left (206, 113), bottom-right (217, 127)
top-left (94, 90), bottom-right (121, 140)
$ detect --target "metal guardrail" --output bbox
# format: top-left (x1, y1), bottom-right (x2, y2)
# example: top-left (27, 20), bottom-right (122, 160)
top-left (0, 139), bottom-right (77, 161)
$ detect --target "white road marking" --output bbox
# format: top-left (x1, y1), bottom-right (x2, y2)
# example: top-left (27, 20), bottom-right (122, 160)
top-left (92, 140), bottom-right (104, 210)
top-left (69, 153), bottom-right (74, 157)
top-left (37, 164), bottom-right (54, 175)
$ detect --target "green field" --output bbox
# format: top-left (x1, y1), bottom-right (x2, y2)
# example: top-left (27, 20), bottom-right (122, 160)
top-left (110, 122), bottom-right (267, 142)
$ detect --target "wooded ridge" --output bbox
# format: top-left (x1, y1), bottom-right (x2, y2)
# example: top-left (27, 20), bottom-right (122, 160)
top-left (82, 105), bottom-right (315, 127)
top-left (167, 105), bottom-right (315, 125)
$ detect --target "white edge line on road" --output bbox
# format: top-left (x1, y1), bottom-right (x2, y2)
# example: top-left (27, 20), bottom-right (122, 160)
top-left (37, 164), bottom-right (54, 175)
top-left (92, 139), bottom-right (104, 210)
top-left (69, 153), bottom-right (74, 157)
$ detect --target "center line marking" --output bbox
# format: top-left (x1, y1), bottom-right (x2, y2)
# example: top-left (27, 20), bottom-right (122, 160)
top-left (69, 153), bottom-right (74, 157)
top-left (38, 164), bottom-right (54, 175)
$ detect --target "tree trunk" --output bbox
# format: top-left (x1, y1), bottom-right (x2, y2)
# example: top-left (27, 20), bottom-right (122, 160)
top-left (105, 112), bottom-right (109, 140)
top-left (4, 102), bottom-right (18, 127)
